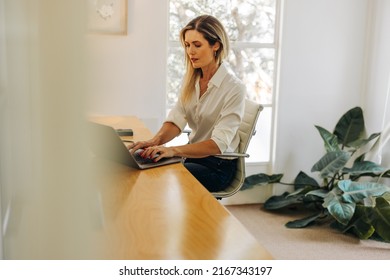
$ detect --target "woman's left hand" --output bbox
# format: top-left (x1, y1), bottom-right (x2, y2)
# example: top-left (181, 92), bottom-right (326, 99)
top-left (141, 145), bottom-right (175, 162)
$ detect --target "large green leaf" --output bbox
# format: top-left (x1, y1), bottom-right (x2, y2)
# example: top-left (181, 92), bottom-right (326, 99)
top-left (344, 205), bottom-right (375, 239)
top-left (288, 186), bottom-right (313, 197)
top-left (382, 170), bottom-right (390, 178)
top-left (311, 151), bottom-right (351, 178)
top-left (263, 192), bottom-right (302, 210)
top-left (315, 125), bottom-right (340, 152)
top-left (307, 189), bottom-right (329, 198)
top-left (343, 198), bottom-right (390, 241)
top-left (338, 180), bottom-right (390, 203)
top-left (343, 161), bottom-right (387, 176)
top-left (286, 187), bottom-right (325, 210)
top-left (242, 173), bottom-right (283, 190)
top-left (351, 169), bottom-right (390, 180)
top-left (293, 171), bottom-right (320, 190)
top-left (369, 197), bottom-right (390, 242)
top-left (302, 194), bottom-right (325, 210)
top-left (323, 189), bottom-right (355, 225)
top-left (285, 212), bottom-right (324, 228)
top-left (351, 221), bottom-right (375, 240)
top-left (347, 132), bottom-right (381, 149)
top-left (333, 107), bottom-right (365, 147)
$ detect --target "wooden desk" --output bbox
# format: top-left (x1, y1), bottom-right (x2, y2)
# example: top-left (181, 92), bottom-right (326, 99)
top-left (89, 116), bottom-right (272, 260)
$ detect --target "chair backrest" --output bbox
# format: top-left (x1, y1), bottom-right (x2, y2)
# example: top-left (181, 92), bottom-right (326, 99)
top-left (212, 99), bottom-right (263, 199)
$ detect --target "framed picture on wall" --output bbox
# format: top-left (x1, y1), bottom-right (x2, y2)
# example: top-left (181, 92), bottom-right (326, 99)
top-left (87, 0), bottom-right (128, 35)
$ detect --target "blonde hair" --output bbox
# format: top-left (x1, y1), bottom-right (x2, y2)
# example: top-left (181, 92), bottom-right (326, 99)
top-left (179, 15), bottom-right (230, 104)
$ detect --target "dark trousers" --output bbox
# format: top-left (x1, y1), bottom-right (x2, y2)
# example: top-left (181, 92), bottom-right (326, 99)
top-left (183, 156), bottom-right (237, 192)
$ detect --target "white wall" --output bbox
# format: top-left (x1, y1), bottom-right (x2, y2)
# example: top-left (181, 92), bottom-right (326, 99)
top-left (86, 0), bottom-right (169, 133)
top-left (272, 0), bottom-right (371, 193)
top-left (363, 0), bottom-right (390, 167)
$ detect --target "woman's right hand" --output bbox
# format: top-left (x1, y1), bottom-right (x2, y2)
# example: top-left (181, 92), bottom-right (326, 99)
top-left (127, 139), bottom-right (155, 154)
top-left (127, 122), bottom-right (179, 154)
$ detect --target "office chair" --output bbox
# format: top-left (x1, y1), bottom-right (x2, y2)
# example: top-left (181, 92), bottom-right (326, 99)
top-left (212, 99), bottom-right (263, 199)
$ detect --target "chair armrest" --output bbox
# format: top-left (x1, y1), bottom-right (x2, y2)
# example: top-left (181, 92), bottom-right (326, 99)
top-left (181, 129), bottom-right (249, 158)
top-left (215, 152), bottom-right (250, 158)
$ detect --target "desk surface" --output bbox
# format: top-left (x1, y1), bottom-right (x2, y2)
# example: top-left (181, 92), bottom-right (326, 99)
top-left (90, 116), bottom-right (272, 260)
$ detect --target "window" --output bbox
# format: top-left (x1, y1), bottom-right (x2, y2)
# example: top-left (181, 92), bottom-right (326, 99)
top-left (167, 0), bottom-right (280, 163)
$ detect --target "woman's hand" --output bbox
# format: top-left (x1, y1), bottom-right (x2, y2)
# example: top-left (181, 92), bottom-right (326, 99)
top-left (127, 139), bottom-right (156, 153)
top-left (139, 145), bottom-right (175, 162)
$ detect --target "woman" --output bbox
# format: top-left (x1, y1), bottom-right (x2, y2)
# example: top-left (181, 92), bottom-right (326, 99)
top-left (130, 15), bottom-right (246, 192)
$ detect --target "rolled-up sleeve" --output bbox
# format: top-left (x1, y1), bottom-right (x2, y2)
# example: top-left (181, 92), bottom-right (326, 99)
top-left (165, 99), bottom-right (187, 132)
top-left (211, 83), bottom-right (245, 153)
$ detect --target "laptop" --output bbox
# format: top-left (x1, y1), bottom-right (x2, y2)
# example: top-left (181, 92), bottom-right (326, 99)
top-left (87, 121), bottom-right (182, 169)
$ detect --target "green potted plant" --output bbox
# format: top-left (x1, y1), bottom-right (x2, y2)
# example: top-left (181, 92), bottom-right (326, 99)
top-left (243, 107), bottom-right (390, 242)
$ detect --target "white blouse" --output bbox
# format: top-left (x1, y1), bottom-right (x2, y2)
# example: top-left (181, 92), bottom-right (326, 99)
top-left (165, 63), bottom-right (246, 154)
